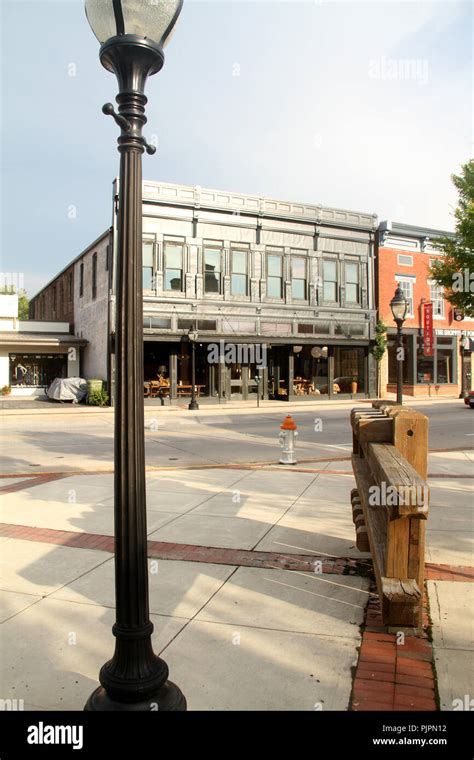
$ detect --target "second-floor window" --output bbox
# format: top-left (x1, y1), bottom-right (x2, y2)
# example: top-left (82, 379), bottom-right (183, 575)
top-left (395, 276), bottom-right (414, 316)
top-left (345, 262), bottom-right (359, 304)
top-left (204, 244), bottom-right (223, 294)
top-left (143, 241), bottom-right (154, 290)
top-left (231, 249), bottom-right (248, 296)
top-left (164, 240), bottom-right (184, 292)
top-left (92, 253), bottom-right (97, 300)
top-left (79, 263), bottom-right (84, 297)
top-left (429, 280), bottom-right (445, 317)
top-left (267, 254), bottom-right (283, 298)
top-left (323, 260), bottom-right (338, 302)
top-left (291, 256), bottom-right (306, 300)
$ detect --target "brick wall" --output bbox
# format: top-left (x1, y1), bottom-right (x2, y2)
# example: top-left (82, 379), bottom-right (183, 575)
top-left (29, 267), bottom-right (75, 328)
top-left (378, 246), bottom-right (474, 331)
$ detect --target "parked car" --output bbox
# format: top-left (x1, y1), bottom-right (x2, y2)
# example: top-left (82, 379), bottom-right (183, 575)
top-left (463, 390), bottom-right (474, 408)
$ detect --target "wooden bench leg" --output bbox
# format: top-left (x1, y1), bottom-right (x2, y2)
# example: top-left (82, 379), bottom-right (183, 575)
top-left (382, 577), bottom-right (422, 628)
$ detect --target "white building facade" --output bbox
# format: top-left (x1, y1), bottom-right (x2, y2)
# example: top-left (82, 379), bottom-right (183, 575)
top-left (108, 181), bottom-right (378, 402)
top-left (0, 294), bottom-right (84, 397)
top-left (31, 181), bottom-right (378, 402)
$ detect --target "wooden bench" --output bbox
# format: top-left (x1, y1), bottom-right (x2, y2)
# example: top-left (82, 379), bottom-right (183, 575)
top-left (350, 402), bottom-right (429, 629)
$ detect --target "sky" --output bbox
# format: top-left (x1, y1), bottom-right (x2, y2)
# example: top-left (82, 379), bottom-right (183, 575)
top-left (1, 0), bottom-right (472, 297)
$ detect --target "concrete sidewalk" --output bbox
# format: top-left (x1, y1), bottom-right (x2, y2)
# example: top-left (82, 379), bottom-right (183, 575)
top-left (0, 452), bottom-right (472, 710)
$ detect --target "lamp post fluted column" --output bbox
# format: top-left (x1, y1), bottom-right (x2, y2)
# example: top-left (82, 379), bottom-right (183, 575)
top-left (83, 23), bottom-right (186, 711)
top-left (395, 320), bottom-right (404, 405)
top-left (390, 285), bottom-right (408, 407)
top-left (188, 328), bottom-right (199, 410)
top-left (460, 334), bottom-right (467, 399)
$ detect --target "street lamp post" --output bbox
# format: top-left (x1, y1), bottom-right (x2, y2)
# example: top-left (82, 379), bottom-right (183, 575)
top-left (460, 334), bottom-right (469, 398)
top-left (84, 0), bottom-right (186, 712)
top-left (390, 285), bottom-right (408, 405)
top-left (188, 328), bottom-right (199, 410)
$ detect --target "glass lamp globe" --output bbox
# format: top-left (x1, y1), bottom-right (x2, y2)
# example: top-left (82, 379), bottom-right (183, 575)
top-left (390, 286), bottom-right (408, 323)
top-left (85, 0), bottom-right (183, 48)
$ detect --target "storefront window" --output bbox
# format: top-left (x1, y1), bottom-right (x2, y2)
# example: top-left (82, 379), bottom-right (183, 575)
top-left (415, 336), bottom-right (455, 384)
top-left (437, 349), bottom-right (453, 383)
top-left (334, 347), bottom-right (365, 393)
top-left (10, 354), bottom-right (67, 387)
top-left (416, 350), bottom-right (434, 384)
top-left (293, 346), bottom-right (329, 396)
top-left (388, 336), bottom-right (411, 384)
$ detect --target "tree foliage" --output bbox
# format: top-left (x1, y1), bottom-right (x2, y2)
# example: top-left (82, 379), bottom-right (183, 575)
top-left (429, 160), bottom-right (474, 317)
top-left (371, 320), bottom-right (388, 363)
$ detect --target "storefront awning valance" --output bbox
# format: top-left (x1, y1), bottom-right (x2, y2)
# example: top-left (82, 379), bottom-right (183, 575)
top-left (0, 333), bottom-right (88, 347)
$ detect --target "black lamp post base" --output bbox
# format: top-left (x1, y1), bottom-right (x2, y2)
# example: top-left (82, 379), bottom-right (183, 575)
top-left (188, 400), bottom-right (199, 410)
top-left (84, 680), bottom-right (186, 712)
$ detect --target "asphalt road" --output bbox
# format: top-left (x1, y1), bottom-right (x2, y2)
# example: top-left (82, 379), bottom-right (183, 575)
top-left (1, 400), bottom-right (473, 473)
top-left (188, 401), bottom-right (474, 450)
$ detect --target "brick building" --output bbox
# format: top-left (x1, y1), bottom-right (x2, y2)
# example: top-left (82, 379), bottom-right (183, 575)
top-left (30, 230), bottom-right (112, 382)
top-left (376, 221), bottom-right (474, 397)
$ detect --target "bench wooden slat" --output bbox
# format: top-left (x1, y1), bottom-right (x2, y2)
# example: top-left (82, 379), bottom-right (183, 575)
top-left (350, 403), bottom-right (429, 628)
top-left (356, 417), bottom-right (393, 443)
top-left (351, 454), bottom-right (387, 585)
top-left (366, 442), bottom-right (429, 518)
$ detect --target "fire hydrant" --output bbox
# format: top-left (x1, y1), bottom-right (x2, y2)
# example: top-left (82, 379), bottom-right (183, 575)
top-left (279, 415), bottom-right (298, 464)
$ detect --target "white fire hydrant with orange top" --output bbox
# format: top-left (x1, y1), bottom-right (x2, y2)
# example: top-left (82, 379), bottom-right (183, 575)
top-left (279, 415), bottom-right (298, 464)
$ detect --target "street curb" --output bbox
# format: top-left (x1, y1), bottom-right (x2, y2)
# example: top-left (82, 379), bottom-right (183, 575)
top-left (0, 396), bottom-right (464, 417)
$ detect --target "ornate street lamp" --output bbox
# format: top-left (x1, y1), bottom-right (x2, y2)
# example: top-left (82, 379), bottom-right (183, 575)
top-left (188, 327), bottom-right (199, 410)
top-left (390, 285), bottom-right (408, 405)
top-left (84, 0), bottom-right (186, 711)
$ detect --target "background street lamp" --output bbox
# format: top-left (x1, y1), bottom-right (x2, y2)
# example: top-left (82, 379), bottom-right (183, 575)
top-left (390, 285), bottom-right (408, 405)
top-left (188, 327), bottom-right (199, 410)
top-left (84, 0), bottom-right (186, 711)
top-left (460, 334), bottom-right (470, 398)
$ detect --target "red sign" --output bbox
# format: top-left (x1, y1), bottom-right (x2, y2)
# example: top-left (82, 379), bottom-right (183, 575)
top-left (423, 302), bottom-right (434, 356)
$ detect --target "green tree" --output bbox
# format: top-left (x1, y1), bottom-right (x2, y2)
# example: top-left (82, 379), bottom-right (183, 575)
top-left (429, 160), bottom-right (474, 317)
top-left (371, 320), bottom-right (388, 398)
top-left (0, 286), bottom-right (29, 319)
top-left (18, 290), bottom-right (29, 320)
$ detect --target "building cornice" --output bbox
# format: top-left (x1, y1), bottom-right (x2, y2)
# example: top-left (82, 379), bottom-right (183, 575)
top-left (141, 180), bottom-right (378, 233)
